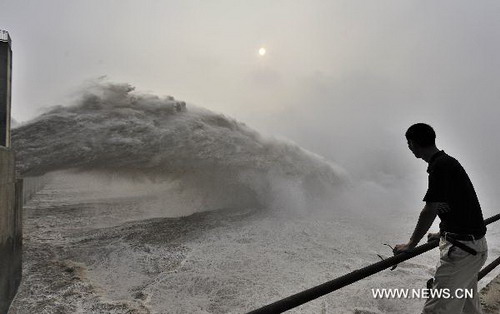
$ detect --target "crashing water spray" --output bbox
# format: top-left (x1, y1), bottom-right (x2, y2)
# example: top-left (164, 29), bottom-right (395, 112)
top-left (12, 81), bottom-right (346, 212)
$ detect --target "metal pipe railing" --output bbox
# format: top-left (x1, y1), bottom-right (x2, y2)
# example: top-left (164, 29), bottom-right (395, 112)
top-left (479, 255), bottom-right (500, 280)
top-left (248, 214), bottom-right (500, 314)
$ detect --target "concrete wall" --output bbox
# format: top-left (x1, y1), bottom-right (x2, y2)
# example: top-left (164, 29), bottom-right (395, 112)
top-left (0, 147), bottom-right (22, 314)
top-left (22, 175), bottom-right (49, 205)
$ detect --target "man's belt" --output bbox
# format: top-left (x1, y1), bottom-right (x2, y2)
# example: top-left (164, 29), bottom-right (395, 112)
top-left (440, 231), bottom-right (484, 241)
top-left (440, 231), bottom-right (478, 256)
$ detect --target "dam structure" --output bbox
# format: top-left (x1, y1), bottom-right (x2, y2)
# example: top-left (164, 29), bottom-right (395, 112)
top-left (0, 29), bottom-right (23, 314)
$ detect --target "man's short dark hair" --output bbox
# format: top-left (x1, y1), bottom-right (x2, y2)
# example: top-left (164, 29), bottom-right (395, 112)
top-left (405, 123), bottom-right (436, 147)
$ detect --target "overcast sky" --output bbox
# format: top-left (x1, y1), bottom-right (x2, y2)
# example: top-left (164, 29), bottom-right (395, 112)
top-left (2, 0), bottom-right (500, 212)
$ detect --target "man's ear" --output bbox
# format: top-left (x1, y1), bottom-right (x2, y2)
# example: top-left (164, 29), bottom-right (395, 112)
top-left (408, 139), bottom-right (416, 149)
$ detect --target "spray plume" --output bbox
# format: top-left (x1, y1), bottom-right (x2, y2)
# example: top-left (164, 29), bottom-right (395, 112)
top-left (12, 82), bottom-right (346, 212)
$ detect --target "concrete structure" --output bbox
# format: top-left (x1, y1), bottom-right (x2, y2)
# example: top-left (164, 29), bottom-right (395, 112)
top-left (0, 148), bottom-right (22, 314)
top-left (0, 30), bottom-right (12, 148)
top-left (481, 275), bottom-right (500, 314)
top-left (22, 175), bottom-right (49, 205)
top-left (0, 30), bottom-right (21, 314)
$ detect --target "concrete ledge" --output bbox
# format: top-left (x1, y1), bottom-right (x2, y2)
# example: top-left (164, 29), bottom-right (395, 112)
top-left (481, 274), bottom-right (500, 314)
top-left (0, 148), bottom-right (21, 314)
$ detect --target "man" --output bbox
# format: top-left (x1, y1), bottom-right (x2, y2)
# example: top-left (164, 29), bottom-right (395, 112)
top-left (394, 123), bottom-right (488, 314)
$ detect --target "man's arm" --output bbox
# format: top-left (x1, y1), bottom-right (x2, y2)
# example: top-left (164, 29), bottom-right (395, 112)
top-left (394, 202), bottom-right (439, 253)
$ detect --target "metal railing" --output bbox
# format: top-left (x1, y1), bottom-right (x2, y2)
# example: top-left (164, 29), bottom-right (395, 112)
top-left (249, 214), bottom-right (500, 314)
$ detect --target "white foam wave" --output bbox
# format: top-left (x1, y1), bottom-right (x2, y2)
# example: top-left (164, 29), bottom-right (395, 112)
top-left (12, 81), bottom-right (346, 214)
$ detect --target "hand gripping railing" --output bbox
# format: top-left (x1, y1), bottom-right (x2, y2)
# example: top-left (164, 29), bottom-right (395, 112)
top-left (248, 214), bottom-right (500, 314)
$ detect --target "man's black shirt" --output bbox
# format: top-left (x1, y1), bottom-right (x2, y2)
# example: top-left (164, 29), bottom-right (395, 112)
top-left (423, 151), bottom-right (486, 237)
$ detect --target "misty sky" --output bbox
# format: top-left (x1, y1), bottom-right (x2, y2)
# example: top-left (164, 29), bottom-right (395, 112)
top-left (2, 1), bottom-right (500, 212)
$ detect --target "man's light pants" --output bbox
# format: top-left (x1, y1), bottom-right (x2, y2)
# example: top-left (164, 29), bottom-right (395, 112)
top-left (423, 237), bottom-right (488, 314)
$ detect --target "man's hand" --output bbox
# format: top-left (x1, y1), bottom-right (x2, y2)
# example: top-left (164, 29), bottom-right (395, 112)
top-left (394, 203), bottom-right (438, 255)
top-left (427, 232), bottom-right (440, 242)
top-left (393, 243), bottom-right (414, 255)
